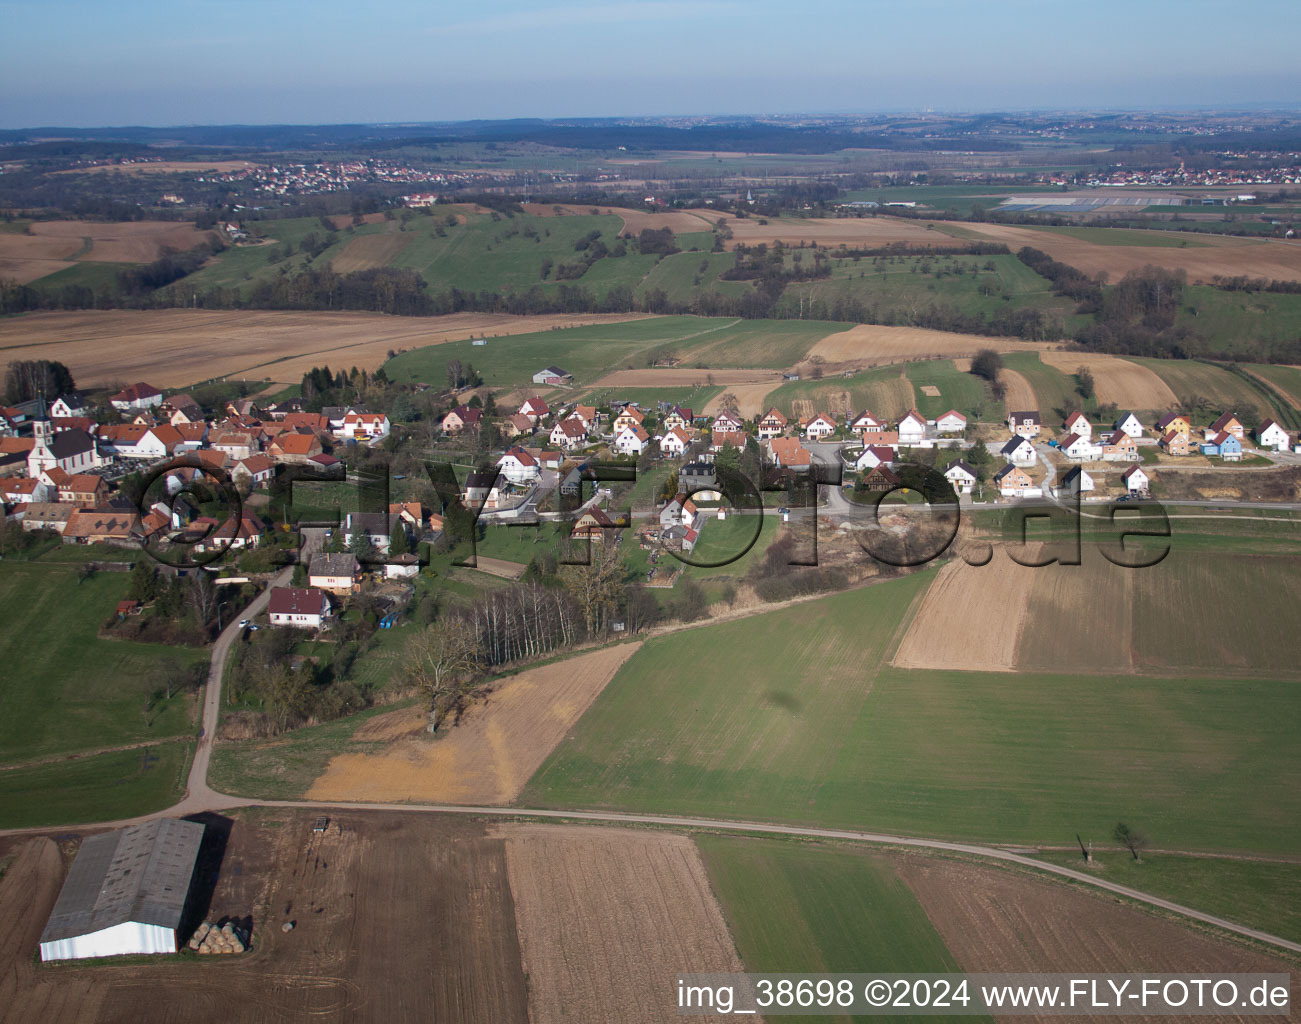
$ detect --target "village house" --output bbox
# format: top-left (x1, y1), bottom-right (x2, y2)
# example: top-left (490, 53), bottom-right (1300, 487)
top-left (935, 410), bottom-right (967, 435)
top-left (756, 408), bottom-right (788, 440)
top-left (943, 460), bottom-right (977, 495)
top-left (1063, 411), bottom-right (1092, 440)
top-left (1000, 435), bottom-right (1037, 467)
top-left (572, 506), bottom-right (624, 543)
top-left (1101, 430), bottom-right (1139, 462)
top-left (612, 406), bottom-right (646, 434)
top-left (1155, 412), bottom-right (1191, 437)
top-left (661, 406), bottom-right (693, 432)
top-left (232, 454), bottom-right (276, 489)
top-left (1256, 419), bottom-right (1290, 451)
top-left (502, 413), bottom-right (535, 438)
top-left (897, 409), bottom-right (928, 445)
top-left (766, 436), bottom-right (811, 471)
top-left (61, 507), bottom-right (141, 545)
top-left (1006, 410), bottom-right (1041, 439)
top-left (566, 404), bottom-right (599, 431)
top-left (268, 587), bottom-right (332, 629)
top-left (267, 432), bottom-right (323, 465)
top-left (345, 511), bottom-right (407, 554)
top-left (1060, 432), bottom-right (1102, 461)
top-left (549, 417), bottom-right (588, 450)
top-left (50, 471), bottom-right (107, 507)
top-left (189, 512), bottom-right (265, 554)
top-left (519, 396), bottom-right (550, 422)
top-left (1206, 413), bottom-right (1245, 441)
top-left (710, 409), bottom-right (743, 434)
top-left (388, 502), bottom-right (424, 531)
top-left (307, 552), bottom-right (361, 594)
top-left (659, 493), bottom-right (698, 531)
top-left (710, 429), bottom-right (747, 453)
top-left (850, 410), bottom-right (884, 433)
top-left (853, 445), bottom-right (897, 472)
top-left (497, 446), bottom-right (542, 483)
top-left (338, 411), bottom-right (391, 441)
top-left (803, 413), bottom-right (837, 440)
top-left (49, 393), bottom-right (88, 418)
top-left (21, 501), bottom-right (76, 533)
top-left (1055, 465), bottom-right (1096, 498)
top-left (1122, 465), bottom-right (1150, 495)
top-left (1114, 412), bottom-right (1144, 438)
top-left (2, 477), bottom-right (50, 505)
top-left (859, 464), bottom-right (902, 492)
top-left (109, 382), bottom-right (163, 412)
top-left (994, 463), bottom-right (1040, 498)
top-left (614, 423), bottom-right (650, 455)
top-left (159, 394), bottom-right (203, 424)
top-left (660, 427), bottom-right (692, 457)
top-left (1201, 430), bottom-right (1243, 461)
top-left (209, 430), bottom-right (260, 461)
top-left (1159, 429), bottom-right (1191, 456)
top-left (441, 404), bottom-right (482, 435)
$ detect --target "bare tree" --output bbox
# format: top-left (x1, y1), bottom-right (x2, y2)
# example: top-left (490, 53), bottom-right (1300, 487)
top-left (560, 540), bottom-right (625, 636)
top-left (405, 618), bottom-right (480, 729)
top-left (1113, 822), bottom-right (1149, 861)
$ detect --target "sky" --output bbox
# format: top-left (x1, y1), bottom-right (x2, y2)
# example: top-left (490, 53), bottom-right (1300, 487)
top-left (1, 0), bottom-right (1298, 128)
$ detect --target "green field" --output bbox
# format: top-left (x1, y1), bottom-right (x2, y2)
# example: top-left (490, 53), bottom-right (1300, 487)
top-left (766, 363), bottom-right (915, 420)
top-left (1130, 357), bottom-right (1286, 422)
top-left (24, 260), bottom-right (124, 293)
top-left (0, 743), bottom-right (190, 829)
top-left (678, 319), bottom-right (849, 369)
top-left (576, 384), bottom-right (722, 412)
top-left (1033, 849), bottom-right (1301, 946)
top-left (698, 836), bottom-right (974, 1023)
top-left (1022, 225), bottom-right (1216, 248)
top-left (635, 250), bottom-right (750, 301)
top-left (384, 315), bottom-right (723, 388)
top-left (522, 570), bottom-right (1301, 855)
top-left (999, 351), bottom-right (1093, 418)
top-left (0, 561), bottom-right (204, 765)
top-left (904, 360), bottom-right (992, 420)
top-left (840, 183), bottom-right (1064, 216)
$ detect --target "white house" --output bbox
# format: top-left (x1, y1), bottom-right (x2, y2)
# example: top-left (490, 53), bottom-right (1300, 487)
top-left (943, 460), bottom-right (977, 495)
top-left (803, 413), bottom-right (837, 440)
top-left (1056, 465), bottom-right (1095, 498)
top-left (268, 586), bottom-right (332, 628)
top-left (1257, 419), bottom-right (1290, 451)
top-left (999, 435), bottom-right (1037, 467)
top-left (853, 445), bottom-right (896, 472)
top-left (1114, 412), bottom-right (1144, 438)
top-left (1059, 432), bottom-right (1102, 461)
top-left (109, 382), bottom-right (163, 412)
top-left (935, 410), bottom-right (967, 435)
top-left (850, 410), bottom-right (884, 433)
top-left (49, 393), bottom-right (88, 418)
top-left (338, 412), bottom-right (391, 441)
top-left (659, 427), bottom-right (691, 457)
top-left (710, 410), bottom-right (743, 433)
top-left (497, 446), bottom-right (541, 484)
top-left (1122, 465), bottom-right (1150, 495)
top-left (39, 818), bottom-right (204, 962)
top-left (1007, 410), bottom-right (1041, 439)
top-left (897, 409), bottom-right (928, 444)
top-left (614, 423), bottom-right (650, 455)
top-left (519, 396), bottom-right (550, 422)
top-left (549, 417), bottom-right (587, 450)
top-left (1063, 411), bottom-right (1092, 440)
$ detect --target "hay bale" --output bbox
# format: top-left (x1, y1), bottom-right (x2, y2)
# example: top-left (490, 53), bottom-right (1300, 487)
top-left (281, 920), bottom-right (295, 933)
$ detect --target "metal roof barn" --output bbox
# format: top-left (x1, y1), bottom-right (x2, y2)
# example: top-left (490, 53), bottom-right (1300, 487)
top-left (39, 818), bottom-right (204, 962)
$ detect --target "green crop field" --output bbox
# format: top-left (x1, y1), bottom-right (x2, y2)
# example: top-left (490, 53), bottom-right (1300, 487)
top-left (24, 260), bottom-right (123, 293)
top-left (522, 570), bottom-right (1301, 855)
top-left (635, 250), bottom-right (750, 301)
top-left (0, 561), bottom-right (204, 765)
top-left (1033, 849), bottom-right (1301, 946)
top-left (0, 742), bottom-right (190, 829)
top-left (1129, 357), bottom-right (1286, 422)
top-left (698, 836), bottom-right (972, 1023)
top-left (577, 384), bottom-right (722, 412)
top-left (904, 360), bottom-right (993, 420)
top-left (1176, 287), bottom-right (1301, 359)
top-left (1021, 225), bottom-right (1216, 248)
top-left (999, 351), bottom-right (1091, 417)
top-left (766, 364), bottom-right (915, 420)
top-left (384, 315), bottom-right (715, 388)
top-left (840, 183), bottom-right (1063, 216)
top-left (678, 319), bottom-right (849, 369)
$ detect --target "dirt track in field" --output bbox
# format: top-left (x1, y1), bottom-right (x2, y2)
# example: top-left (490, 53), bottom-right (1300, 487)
top-left (493, 824), bottom-right (752, 1024)
top-left (1039, 351), bottom-right (1178, 409)
top-left (893, 853), bottom-right (1301, 1023)
top-left (329, 231), bottom-right (410, 273)
top-left (306, 644), bottom-right (641, 805)
top-left (960, 221), bottom-right (1301, 284)
top-left (0, 309), bottom-right (656, 388)
top-left (999, 367), bottom-right (1039, 413)
top-left (591, 367), bottom-right (784, 388)
top-left (892, 547), bottom-right (1043, 672)
top-left (806, 323), bottom-right (1053, 368)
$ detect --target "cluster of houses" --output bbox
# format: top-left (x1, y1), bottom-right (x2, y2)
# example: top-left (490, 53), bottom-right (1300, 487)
top-left (0, 384), bottom-right (392, 546)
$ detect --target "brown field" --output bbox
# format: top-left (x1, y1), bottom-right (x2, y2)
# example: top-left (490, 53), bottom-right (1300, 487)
top-left (712, 213), bottom-right (963, 250)
top-left (1015, 553), bottom-right (1135, 674)
top-left (328, 231), bottom-right (410, 273)
top-left (325, 212), bottom-right (388, 230)
top-left (960, 221), bottom-right (1301, 284)
top-left (468, 556), bottom-right (528, 580)
top-left (30, 219), bottom-right (214, 262)
top-left (893, 853), bottom-right (1301, 1023)
top-left (919, 384), bottom-right (942, 397)
top-left (0, 309), bottom-right (656, 388)
top-left (788, 373), bottom-right (915, 422)
top-left (0, 255), bottom-right (75, 285)
top-left (892, 547), bottom-right (1043, 672)
top-left (999, 367), bottom-right (1039, 413)
top-left (307, 644), bottom-right (641, 805)
top-left (1, 810), bottom-right (533, 1023)
top-left (519, 202), bottom-right (718, 235)
top-left (1039, 351), bottom-right (1179, 409)
top-left (591, 367), bottom-right (783, 388)
top-left (52, 160), bottom-right (257, 176)
top-left (703, 381), bottom-right (775, 418)
top-left (493, 824), bottom-right (750, 1024)
top-left (806, 324), bottom-right (1053, 368)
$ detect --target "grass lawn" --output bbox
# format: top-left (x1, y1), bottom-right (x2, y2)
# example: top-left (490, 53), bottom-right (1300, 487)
top-left (384, 315), bottom-right (715, 389)
top-left (1032, 849), bottom-right (1301, 946)
top-left (576, 384), bottom-right (722, 413)
top-left (522, 569), bottom-right (1301, 856)
top-left (0, 743), bottom-right (190, 829)
top-left (698, 835), bottom-right (975, 1023)
top-left (904, 359), bottom-right (994, 420)
top-left (0, 561), bottom-right (204, 764)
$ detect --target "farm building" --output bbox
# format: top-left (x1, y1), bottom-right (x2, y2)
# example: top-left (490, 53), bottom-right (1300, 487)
top-left (39, 818), bottom-right (204, 962)
top-left (935, 410), bottom-right (967, 435)
top-left (532, 366), bottom-right (572, 386)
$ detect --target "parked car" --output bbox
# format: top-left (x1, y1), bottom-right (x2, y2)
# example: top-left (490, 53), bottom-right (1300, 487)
top-left (237, 619), bottom-right (251, 628)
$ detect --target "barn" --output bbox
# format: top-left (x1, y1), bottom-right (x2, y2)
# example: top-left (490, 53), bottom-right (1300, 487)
top-left (39, 818), bottom-right (205, 961)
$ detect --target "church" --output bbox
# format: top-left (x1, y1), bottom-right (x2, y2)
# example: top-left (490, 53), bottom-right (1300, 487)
top-left (26, 397), bottom-right (101, 478)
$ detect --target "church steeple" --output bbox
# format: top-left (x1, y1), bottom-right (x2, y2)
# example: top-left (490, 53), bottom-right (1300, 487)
top-left (32, 392), bottom-right (51, 444)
